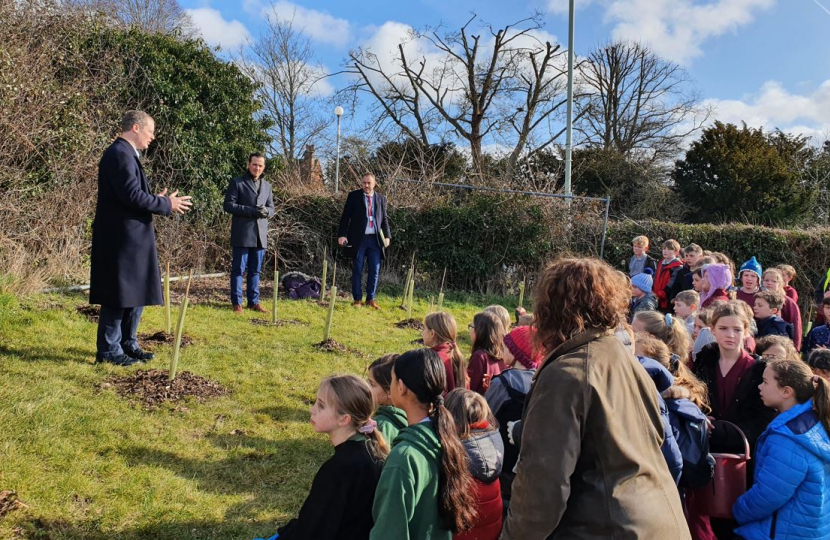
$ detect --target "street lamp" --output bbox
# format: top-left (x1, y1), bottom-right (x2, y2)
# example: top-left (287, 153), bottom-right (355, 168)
top-left (334, 106), bottom-right (344, 194)
top-left (563, 0), bottom-right (575, 199)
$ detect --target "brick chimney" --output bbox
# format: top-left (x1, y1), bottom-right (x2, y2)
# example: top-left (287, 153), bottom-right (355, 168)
top-left (300, 145), bottom-right (324, 186)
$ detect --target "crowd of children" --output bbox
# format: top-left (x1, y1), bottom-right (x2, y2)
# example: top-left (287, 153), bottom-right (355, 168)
top-left (253, 238), bottom-right (830, 540)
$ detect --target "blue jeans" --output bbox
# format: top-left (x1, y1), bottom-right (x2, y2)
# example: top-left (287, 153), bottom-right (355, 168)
top-left (96, 306), bottom-right (144, 359)
top-left (231, 247), bottom-right (265, 306)
top-left (352, 234), bottom-right (381, 301)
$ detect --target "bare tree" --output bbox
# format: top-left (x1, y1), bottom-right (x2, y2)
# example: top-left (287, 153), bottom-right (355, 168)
top-left (237, 11), bottom-right (328, 165)
top-left (69, 0), bottom-right (195, 36)
top-left (344, 14), bottom-right (574, 176)
top-left (577, 41), bottom-right (708, 164)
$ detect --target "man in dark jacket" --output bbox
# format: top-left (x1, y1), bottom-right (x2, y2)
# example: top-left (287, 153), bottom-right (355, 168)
top-left (223, 153), bottom-right (274, 313)
top-left (337, 173), bottom-right (391, 309)
top-left (89, 111), bottom-right (192, 366)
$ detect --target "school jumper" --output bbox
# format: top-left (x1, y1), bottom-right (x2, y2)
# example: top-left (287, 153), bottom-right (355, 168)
top-left (370, 421), bottom-right (449, 540)
top-left (374, 405), bottom-right (408, 446)
top-left (467, 350), bottom-right (505, 395)
top-left (277, 434), bottom-right (383, 540)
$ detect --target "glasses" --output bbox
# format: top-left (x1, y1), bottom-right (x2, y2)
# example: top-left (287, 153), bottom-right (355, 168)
top-left (468, 324), bottom-right (474, 330)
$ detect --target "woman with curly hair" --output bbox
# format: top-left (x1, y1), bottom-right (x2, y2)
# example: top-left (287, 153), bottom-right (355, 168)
top-left (501, 258), bottom-right (690, 540)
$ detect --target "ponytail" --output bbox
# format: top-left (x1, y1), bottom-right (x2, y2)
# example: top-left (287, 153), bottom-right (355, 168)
top-left (393, 349), bottom-right (477, 534)
top-left (814, 377), bottom-right (830, 437)
top-left (425, 312), bottom-right (467, 388)
top-left (320, 375), bottom-right (389, 461)
top-left (430, 395), bottom-right (477, 533)
top-left (632, 311), bottom-right (691, 357)
top-left (448, 343), bottom-right (466, 391)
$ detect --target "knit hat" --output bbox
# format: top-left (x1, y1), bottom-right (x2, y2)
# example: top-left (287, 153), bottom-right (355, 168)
top-left (503, 326), bottom-right (544, 370)
top-left (700, 263), bottom-right (734, 306)
top-left (739, 256), bottom-right (762, 281)
top-left (631, 267), bottom-right (654, 294)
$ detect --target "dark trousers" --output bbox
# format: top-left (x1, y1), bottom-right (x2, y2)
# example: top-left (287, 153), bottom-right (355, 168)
top-left (96, 306), bottom-right (144, 359)
top-left (352, 234), bottom-right (381, 301)
top-left (231, 246), bottom-right (265, 306)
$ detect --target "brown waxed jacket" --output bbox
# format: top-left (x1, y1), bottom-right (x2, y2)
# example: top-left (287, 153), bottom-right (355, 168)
top-left (501, 328), bottom-right (691, 540)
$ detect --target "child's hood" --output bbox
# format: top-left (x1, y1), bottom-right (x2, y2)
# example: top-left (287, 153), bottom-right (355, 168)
top-left (395, 421), bottom-right (442, 461)
top-left (462, 428), bottom-right (504, 483)
top-left (376, 405), bottom-right (408, 430)
top-left (637, 356), bottom-right (674, 393)
top-left (768, 400), bottom-right (830, 464)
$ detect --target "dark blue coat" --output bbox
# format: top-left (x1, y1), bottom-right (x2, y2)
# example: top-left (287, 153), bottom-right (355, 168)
top-left (89, 138), bottom-right (171, 308)
top-left (637, 356), bottom-right (684, 484)
top-left (337, 190), bottom-right (391, 260)
top-left (756, 315), bottom-right (794, 340)
top-left (223, 173), bottom-right (274, 248)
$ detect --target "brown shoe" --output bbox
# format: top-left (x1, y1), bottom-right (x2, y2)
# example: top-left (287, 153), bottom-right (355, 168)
top-left (353, 301), bottom-right (362, 307)
top-left (366, 300), bottom-right (381, 310)
top-left (248, 303), bottom-right (268, 313)
top-left (232, 304), bottom-right (243, 314)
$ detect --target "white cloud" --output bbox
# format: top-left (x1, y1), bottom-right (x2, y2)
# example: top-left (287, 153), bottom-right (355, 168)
top-left (705, 79), bottom-right (830, 140)
top-left (264, 1), bottom-right (351, 47)
top-left (186, 8), bottom-right (251, 50)
top-left (548, 0), bottom-right (776, 65)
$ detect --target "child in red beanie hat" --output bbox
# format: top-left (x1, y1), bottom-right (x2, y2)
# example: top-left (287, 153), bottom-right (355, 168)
top-left (484, 326), bottom-right (545, 511)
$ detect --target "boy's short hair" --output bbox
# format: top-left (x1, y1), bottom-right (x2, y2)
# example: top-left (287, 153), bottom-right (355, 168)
top-left (776, 264), bottom-right (796, 280)
top-left (755, 290), bottom-right (785, 311)
top-left (674, 290), bottom-right (700, 308)
top-left (822, 297), bottom-right (830, 307)
top-left (661, 239), bottom-right (681, 252)
top-left (683, 243), bottom-right (703, 256)
top-left (807, 349), bottom-right (830, 372)
top-left (632, 235), bottom-right (649, 248)
top-left (755, 335), bottom-right (799, 361)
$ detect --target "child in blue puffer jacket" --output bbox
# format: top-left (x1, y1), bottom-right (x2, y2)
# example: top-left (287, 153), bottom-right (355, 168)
top-left (733, 359), bottom-right (830, 539)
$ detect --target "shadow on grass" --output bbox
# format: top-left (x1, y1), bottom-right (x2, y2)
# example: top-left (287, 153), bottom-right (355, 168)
top-left (0, 344), bottom-right (92, 364)
top-left (255, 405), bottom-right (310, 423)
top-left (12, 516), bottom-right (266, 540)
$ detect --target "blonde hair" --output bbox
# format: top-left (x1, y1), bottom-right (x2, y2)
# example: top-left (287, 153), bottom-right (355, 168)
top-left (424, 312), bottom-right (465, 388)
top-left (632, 235), bottom-right (649, 248)
top-left (763, 268), bottom-right (784, 291)
top-left (444, 388), bottom-right (498, 439)
top-left (635, 334), bottom-right (710, 413)
top-left (633, 311), bottom-right (692, 357)
top-left (483, 305), bottom-right (511, 333)
top-left (320, 375), bottom-right (389, 460)
top-left (661, 239), bottom-right (681, 252)
top-left (776, 264), bottom-right (796, 281)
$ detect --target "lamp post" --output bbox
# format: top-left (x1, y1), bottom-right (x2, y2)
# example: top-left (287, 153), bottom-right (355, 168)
top-left (334, 106), bottom-right (344, 193)
top-left (563, 0), bottom-right (575, 198)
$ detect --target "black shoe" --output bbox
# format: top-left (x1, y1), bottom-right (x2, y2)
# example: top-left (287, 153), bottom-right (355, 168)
top-left (125, 348), bottom-right (155, 361)
top-left (95, 354), bottom-right (141, 367)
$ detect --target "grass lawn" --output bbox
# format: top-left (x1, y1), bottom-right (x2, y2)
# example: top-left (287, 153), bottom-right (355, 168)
top-left (0, 280), bottom-right (507, 539)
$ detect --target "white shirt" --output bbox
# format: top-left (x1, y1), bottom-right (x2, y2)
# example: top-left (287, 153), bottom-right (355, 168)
top-left (364, 193), bottom-right (376, 234)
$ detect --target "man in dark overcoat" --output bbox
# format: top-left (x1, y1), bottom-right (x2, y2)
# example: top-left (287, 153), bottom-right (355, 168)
top-left (89, 111), bottom-right (192, 366)
top-left (337, 173), bottom-right (391, 309)
top-left (223, 153), bottom-right (274, 313)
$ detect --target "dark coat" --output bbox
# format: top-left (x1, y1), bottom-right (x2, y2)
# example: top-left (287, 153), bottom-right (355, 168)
top-left (89, 138), bottom-right (171, 308)
top-left (337, 189), bottom-right (391, 260)
top-left (223, 173), bottom-right (274, 248)
top-left (755, 315), bottom-right (794, 340)
top-left (692, 344), bottom-right (776, 464)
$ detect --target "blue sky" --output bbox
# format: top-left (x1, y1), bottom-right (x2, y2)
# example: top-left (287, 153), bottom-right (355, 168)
top-left (180, 0), bottom-right (830, 144)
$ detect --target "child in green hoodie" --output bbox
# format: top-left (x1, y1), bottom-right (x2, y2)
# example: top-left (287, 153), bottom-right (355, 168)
top-left (367, 354), bottom-right (408, 444)
top-left (370, 348), bottom-right (478, 539)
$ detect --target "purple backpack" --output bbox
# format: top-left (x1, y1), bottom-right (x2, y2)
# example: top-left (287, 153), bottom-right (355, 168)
top-left (281, 272), bottom-right (322, 300)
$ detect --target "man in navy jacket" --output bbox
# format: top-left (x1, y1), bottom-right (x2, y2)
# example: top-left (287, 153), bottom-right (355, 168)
top-left (223, 153), bottom-right (274, 313)
top-left (337, 173), bottom-right (391, 309)
top-left (89, 111), bottom-right (192, 366)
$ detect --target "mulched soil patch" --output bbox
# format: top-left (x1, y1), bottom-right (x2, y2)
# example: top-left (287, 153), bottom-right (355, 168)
top-left (102, 369), bottom-right (228, 409)
top-left (75, 305), bottom-right (100, 323)
top-left (313, 339), bottom-right (366, 357)
top-left (0, 490), bottom-right (28, 518)
top-left (395, 318), bottom-right (424, 330)
top-left (250, 318), bottom-right (307, 327)
top-left (168, 276), bottom-right (286, 305)
top-left (138, 331), bottom-right (193, 349)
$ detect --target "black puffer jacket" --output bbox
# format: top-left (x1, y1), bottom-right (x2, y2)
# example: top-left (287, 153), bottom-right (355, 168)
top-left (462, 428), bottom-right (504, 482)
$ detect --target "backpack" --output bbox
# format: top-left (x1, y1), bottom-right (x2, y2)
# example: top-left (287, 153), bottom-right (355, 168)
top-left (492, 372), bottom-right (532, 500)
top-left (280, 272), bottom-right (322, 300)
top-left (668, 399), bottom-right (716, 489)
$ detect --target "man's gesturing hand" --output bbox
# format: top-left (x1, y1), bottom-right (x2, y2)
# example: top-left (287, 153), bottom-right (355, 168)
top-left (162, 189), bottom-right (193, 214)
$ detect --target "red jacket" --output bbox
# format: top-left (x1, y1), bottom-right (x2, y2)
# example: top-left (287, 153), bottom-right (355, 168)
top-left (454, 478), bottom-right (503, 540)
top-left (654, 258), bottom-right (683, 310)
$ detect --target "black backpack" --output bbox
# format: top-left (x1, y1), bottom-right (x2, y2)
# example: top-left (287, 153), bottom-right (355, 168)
top-left (281, 272), bottom-right (322, 300)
